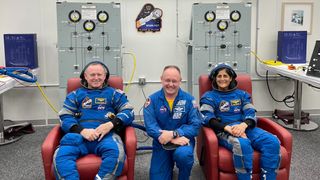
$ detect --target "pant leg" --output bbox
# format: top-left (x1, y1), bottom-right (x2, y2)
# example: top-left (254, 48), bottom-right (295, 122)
top-left (54, 133), bottom-right (88, 180)
top-left (173, 141), bottom-right (195, 180)
top-left (218, 132), bottom-right (253, 180)
top-left (248, 128), bottom-right (281, 180)
top-left (95, 132), bottom-right (125, 179)
top-left (149, 142), bottom-right (174, 180)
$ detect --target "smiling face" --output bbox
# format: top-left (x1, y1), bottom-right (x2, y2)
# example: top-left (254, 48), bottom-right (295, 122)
top-left (84, 64), bottom-right (107, 89)
top-left (215, 68), bottom-right (232, 91)
top-left (161, 66), bottom-right (182, 99)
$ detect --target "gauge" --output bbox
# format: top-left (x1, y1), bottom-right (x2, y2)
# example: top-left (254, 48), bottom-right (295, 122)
top-left (230, 10), bottom-right (241, 22)
top-left (204, 11), bottom-right (215, 22)
top-left (83, 20), bottom-right (96, 32)
top-left (217, 20), bottom-right (228, 31)
top-left (97, 11), bottom-right (109, 23)
top-left (69, 10), bottom-right (81, 23)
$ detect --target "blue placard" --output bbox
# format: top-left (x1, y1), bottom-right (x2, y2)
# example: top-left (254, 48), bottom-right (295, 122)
top-left (277, 31), bottom-right (307, 64)
top-left (4, 34), bottom-right (38, 69)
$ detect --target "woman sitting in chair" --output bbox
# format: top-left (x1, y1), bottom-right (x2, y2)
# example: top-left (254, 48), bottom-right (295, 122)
top-left (199, 63), bottom-right (281, 180)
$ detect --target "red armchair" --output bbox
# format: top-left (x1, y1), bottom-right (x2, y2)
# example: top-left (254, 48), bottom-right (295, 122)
top-left (41, 76), bottom-right (137, 180)
top-left (196, 74), bottom-right (293, 180)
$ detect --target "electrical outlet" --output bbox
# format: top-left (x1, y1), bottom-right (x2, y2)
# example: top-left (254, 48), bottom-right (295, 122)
top-left (138, 77), bottom-right (146, 86)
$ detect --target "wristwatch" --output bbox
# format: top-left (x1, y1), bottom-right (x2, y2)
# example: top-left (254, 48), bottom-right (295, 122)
top-left (173, 130), bottom-right (179, 138)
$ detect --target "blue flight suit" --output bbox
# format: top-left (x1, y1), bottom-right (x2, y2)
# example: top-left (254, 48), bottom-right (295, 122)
top-left (200, 88), bottom-right (281, 180)
top-left (143, 88), bottom-right (202, 180)
top-left (54, 86), bottom-right (134, 180)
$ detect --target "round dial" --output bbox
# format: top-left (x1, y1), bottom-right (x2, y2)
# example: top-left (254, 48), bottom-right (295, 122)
top-left (204, 11), bottom-right (216, 22)
top-left (69, 10), bottom-right (81, 23)
top-left (217, 20), bottom-right (228, 31)
top-left (83, 20), bottom-right (96, 32)
top-left (97, 11), bottom-right (109, 23)
top-left (230, 10), bottom-right (241, 22)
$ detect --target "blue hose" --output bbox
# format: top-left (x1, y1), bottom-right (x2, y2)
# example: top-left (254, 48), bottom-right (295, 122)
top-left (0, 67), bottom-right (37, 83)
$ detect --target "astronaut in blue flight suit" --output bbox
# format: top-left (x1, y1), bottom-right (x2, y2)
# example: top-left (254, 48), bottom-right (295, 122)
top-left (54, 61), bottom-right (134, 180)
top-left (143, 65), bottom-right (202, 180)
top-left (200, 63), bottom-right (281, 180)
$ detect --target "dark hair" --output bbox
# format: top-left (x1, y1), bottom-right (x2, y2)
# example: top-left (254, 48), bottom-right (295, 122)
top-left (80, 61), bottom-right (110, 87)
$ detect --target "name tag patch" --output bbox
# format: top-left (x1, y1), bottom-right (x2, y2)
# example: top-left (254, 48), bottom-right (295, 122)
top-left (95, 98), bottom-right (106, 104)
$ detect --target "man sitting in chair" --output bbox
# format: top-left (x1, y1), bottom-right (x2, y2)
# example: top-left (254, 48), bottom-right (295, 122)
top-left (200, 63), bottom-right (281, 180)
top-left (54, 61), bottom-right (134, 180)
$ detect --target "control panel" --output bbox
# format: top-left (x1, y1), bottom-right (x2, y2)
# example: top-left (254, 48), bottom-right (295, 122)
top-left (56, 2), bottom-right (122, 88)
top-left (188, 3), bottom-right (252, 93)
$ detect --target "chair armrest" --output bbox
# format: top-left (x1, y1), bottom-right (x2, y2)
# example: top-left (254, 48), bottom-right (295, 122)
top-left (257, 117), bottom-right (293, 156)
top-left (202, 126), bottom-right (219, 161)
top-left (124, 126), bottom-right (137, 180)
top-left (41, 125), bottom-right (62, 180)
top-left (201, 127), bottom-right (219, 180)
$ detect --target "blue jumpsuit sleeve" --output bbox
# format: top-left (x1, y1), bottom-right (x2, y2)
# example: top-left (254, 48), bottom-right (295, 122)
top-left (241, 91), bottom-right (257, 125)
top-left (143, 97), bottom-right (162, 140)
top-left (199, 92), bottom-right (217, 126)
top-left (112, 89), bottom-right (134, 126)
top-left (59, 91), bottom-right (80, 133)
top-left (176, 97), bottom-right (202, 139)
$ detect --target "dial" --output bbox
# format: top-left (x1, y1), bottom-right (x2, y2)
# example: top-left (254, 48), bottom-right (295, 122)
top-left (69, 10), bottom-right (81, 23)
top-left (97, 11), bottom-right (109, 23)
top-left (83, 20), bottom-right (96, 32)
top-left (230, 10), bottom-right (241, 22)
top-left (204, 11), bottom-right (215, 22)
top-left (217, 20), bottom-right (228, 31)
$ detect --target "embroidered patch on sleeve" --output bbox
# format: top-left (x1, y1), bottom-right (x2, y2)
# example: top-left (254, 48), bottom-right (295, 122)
top-left (144, 98), bottom-right (151, 108)
top-left (192, 100), bottom-right (199, 108)
top-left (116, 89), bottom-right (124, 94)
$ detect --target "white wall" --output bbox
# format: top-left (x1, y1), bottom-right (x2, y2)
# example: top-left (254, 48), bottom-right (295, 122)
top-left (0, 0), bottom-right (320, 124)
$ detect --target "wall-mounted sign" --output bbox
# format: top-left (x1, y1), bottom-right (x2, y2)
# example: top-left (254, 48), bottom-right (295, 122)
top-left (136, 3), bottom-right (163, 32)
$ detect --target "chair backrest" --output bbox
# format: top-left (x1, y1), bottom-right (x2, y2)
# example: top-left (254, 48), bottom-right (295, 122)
top-left (198, 73), bottom-right (252, 97)
top-left (67, 76), bottom-right (123, 93)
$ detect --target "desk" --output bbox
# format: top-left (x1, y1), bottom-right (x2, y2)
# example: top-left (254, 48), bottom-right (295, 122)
top-left (0, 76), bottom-right (23, 145)
top-left (262, 63), bottom-right (319, 131)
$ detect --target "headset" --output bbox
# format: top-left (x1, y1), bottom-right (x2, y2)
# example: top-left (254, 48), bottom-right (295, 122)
top-left (209, 63), bottom-right (237, 90)
top-left (80, 61), bottom-right (110, 87)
